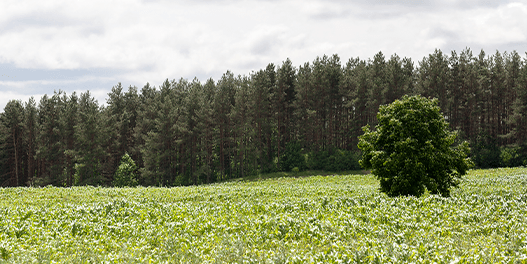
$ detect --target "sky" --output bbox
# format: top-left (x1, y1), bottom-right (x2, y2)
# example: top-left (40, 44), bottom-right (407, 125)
top-left (1, 0), bottom-right (527, 111)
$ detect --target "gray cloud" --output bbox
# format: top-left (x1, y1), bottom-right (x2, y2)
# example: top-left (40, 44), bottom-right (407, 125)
top-left (248, 28), bottom-right (287, 56)
top-left (330, 0), bottom-right (511, 9)
top-left (1, 0), bottom-right (527, 112)
top-left (309, 0), bottom-right (523, 21)
top-left (250, 38), bottom-right (274, 55)
top-left (309, 7), bottom-right (351, 20)
top-left (427, 27), bottom-right (460, 43)
top-left (0, 13), bottom-right (75, 31)
top-left (0, 12), bottom-right (104, 35)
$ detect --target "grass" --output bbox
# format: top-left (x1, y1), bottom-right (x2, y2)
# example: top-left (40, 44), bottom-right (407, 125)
top-left (226, 169), bottom-right (369, 182)
top-left (0, 168), bottom-right (526, 263)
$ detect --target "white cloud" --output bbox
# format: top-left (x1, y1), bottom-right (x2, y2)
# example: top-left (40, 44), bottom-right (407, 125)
top-left (0, 76), bottom-right (116, 111)
top-left (1, 0), bottom-right (527, 111)
top-left (415, 1), bottom-right (527, 53)
top-left (0, 90), bottom-right (44, 112)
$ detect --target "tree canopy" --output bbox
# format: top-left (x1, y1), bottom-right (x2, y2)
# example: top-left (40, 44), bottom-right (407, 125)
top-left (0, 49), bottom-right (525, 187)
top-left (358, 95), bottom-right (473, 197)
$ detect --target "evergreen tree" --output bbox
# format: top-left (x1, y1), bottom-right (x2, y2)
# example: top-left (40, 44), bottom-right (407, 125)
top-left (489, 51), bottom-right (507, 143)
top-left (385, 54), bottom-right (414, 103)
top-left (417, 49), bottom-right (450, 111)
top-left (0, 100), bottom-right (26, 186)
top-left (60, 92), bottom-right (78, 186)
top-left (24, 97), bottom-right (38, 185)
top-left (195, 78), bottom-right (217, 183)
top-left (295, 61), bottom-right (321, 153)
top-left (36, 92), bottom-right (66, 185)
top-left (368, 52), bottom-right (389, 120)
top-left (105, 83), bottom-right (126, 182)
top-left (275, 58), bottom-right (297, 160)
top-left (232, 75), bottom-right (254, 178)
top-left (1, 49), bottom-right (525, 187)
top-left (185, 78), bottom-right (203, 184)
top-left (214, 72), bottom-right (237, 179)
top-left (74, 91), bottom-right (105, 185)
top-left (448, 49), bottom-right (477, 140)
top-left (503, 51), bottom-right (522, 146)
top-left (508, 52), bottom-right (527, 164)
top-left (134, 82), bottom-right (158, 177)
top-left (141, 79), bottom-right (187, 186)
top-left (105, 84), bottom-right (140, 184)
top-left (340, 57), bottom-right (369, 150)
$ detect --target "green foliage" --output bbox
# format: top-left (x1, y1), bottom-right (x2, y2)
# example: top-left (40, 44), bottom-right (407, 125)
top-left (279, 141), bottom-right (306, 172)
top-left (500, 145), bottom-right (527, 167)
top-left (112, 153), bottom-right (138, 187)
top-left (358, 95), bottom-right (473, 197)
top-left (471, 131), bottom-right (502, 169)
top-left (0, 100), bottom-right (25, 186)
top-left (0, 168), bottom-right (526, 262)
top-left (74, 91), bottom-right (106, 186)
top-left (471, 132), bottom-right (527, 168)
top-left (307, 149), bottom-right (361, 172)
top-left (1, 49), bottom-right (525, 187)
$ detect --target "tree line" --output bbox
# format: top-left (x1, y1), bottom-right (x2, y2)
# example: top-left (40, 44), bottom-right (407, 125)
top-left (1, 48), bottom-right (526, 187)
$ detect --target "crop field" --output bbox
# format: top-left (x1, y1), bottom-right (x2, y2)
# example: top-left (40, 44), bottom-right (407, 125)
top-left (1, 168), bottom-right (527, 263)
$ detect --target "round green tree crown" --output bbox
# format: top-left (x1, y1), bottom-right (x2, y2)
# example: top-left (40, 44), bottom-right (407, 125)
top-left (358, 95), bottom-right (472, 197)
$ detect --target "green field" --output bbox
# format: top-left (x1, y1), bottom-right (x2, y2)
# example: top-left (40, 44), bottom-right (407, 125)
top-left (1, 168), bottom-right (527, 263)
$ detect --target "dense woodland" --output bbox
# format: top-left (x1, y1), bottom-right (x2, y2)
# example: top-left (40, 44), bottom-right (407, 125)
top-left (1, 48), bottom-right (527, 187)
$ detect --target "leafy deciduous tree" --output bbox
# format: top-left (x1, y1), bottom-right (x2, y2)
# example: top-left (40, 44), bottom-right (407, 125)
top-left (358, 95), bottom-right (472, 197)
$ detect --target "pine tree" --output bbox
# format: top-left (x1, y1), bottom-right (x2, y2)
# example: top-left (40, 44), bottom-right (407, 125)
top-left (417, 49), bottom-right (450, 111)
top-left (0, 100), bottom-right (25, 186)
top-left (196, 78), bottom-right (217, 183)
top-left (503, 51), bottom-right (522, 146)
top-left (369, 52), bottom-right (388, 120)
top-left (0, 114), bottom-right (6, 186)
top-left (185, 78), bottom-right (203, 184)
top-left (24, 97), bottom-right (38, 186)
top-left (74, 91), bottom-right (106, 185)
top-left (105, 83), bottom-right (140, 184)
top-left (141, 79), bottom-right (187, 186)
top-left (36, 91), bottom-right (66, 185)
top-left (385, 54), bottom-right (414, 103)
top-left (340, 57), bottom-right (369, 150)
top-left (105, 83), bottom-right (126, 182)
top-left (134, 82), bottom-right (157, 177)
top-left (214, 72), bottom-right (237, 179)
top-left (508, 52), bottom-right (527, 164)
top-left (275, 58), bottom-right (297, 160)
top-left (295, 62), bottom-right (316, 152)
top-left (232, 75), bottom-right (254, 178)
top-left (250, 69), bottom-right (274, 173)
top-left (60, 92), bottom-right (78, 186)
top-left (474, 50), bottom-right (491, 142)
top-left (489, 51), bottom-right (507, 143)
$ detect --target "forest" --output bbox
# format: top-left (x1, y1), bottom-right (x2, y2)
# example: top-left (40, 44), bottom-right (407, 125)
top-left (1, 48), bottom-right (526, 187)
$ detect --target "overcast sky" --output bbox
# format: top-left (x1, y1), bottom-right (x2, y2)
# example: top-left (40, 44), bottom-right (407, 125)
top-left (1, 0), bottom-right (527, 111)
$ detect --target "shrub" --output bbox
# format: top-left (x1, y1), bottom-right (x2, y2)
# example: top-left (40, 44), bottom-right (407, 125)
top-left (500, 146), bottom-right (527, 167)
top-left (113, 153), bottom-right (138, 187)
top-left (471, 131), bottom-right (502, 168)
top-left (358, 95), bottom-right (473, 197)
top-left (306, 149), bottom-right (361, 171)
top-left (279, 141), bottom-right (307, 172)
